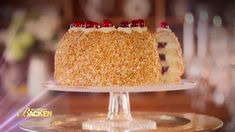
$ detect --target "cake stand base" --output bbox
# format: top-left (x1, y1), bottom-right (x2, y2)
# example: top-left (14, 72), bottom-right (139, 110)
top-left (82, 118), bottom-right (156, 131)
top-left (19, 112), bottom-right (223, 132)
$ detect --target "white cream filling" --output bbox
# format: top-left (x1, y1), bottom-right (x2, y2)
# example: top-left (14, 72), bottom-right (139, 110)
top-left (98, 27), bottom-right (116, 33)
top-left (165, 54), bottom-right (180, 61)
top-left (157, 28), bottom-right (172, 33)
top-left (131, 27), bottom-right (147, 33)
top-left (117, 27), bottom-right (132, 33)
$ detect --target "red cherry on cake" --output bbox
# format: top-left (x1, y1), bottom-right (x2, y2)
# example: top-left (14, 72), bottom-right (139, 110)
top-left (70, 21), bottom-right (81, 28)
top-left (136, 19), bottom-right (145, 27)
top-left (93, 22), bottom-right (101, 28)
top-left (81, 21), bottom-right (86, 27)
top-left (120, 21), bottom-right (129, 27)
top-left (80, 21), bottom-right (101, 28)
top-left (84, 21), bottom-right (94, 28)
top-left (131, 19), bottom-right (145, 27)
top-left (160, 21), bottom-right (169, 28)
top-left (102, 19), bottom-right (113, 27)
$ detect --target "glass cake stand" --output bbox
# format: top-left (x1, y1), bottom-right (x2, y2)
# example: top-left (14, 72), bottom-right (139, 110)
top-left (20, 112), bottom-right (223, 132)
top-left (19, 80), bottom-right (222, 131)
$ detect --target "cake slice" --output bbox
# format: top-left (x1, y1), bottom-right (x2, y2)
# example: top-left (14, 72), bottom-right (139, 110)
top-left (155, 22), bottom-right (184, 83)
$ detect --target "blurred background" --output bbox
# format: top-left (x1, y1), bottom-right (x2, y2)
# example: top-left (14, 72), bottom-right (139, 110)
top-left (0, 0), bottom-right (234, 131)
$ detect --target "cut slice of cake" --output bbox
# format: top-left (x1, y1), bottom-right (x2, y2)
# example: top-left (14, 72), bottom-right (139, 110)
top-left (155, 22), bottom-right (184, 83)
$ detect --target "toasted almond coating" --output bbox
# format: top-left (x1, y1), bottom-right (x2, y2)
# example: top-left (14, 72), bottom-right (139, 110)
top-left (54, 30), bottom-right (161, 86)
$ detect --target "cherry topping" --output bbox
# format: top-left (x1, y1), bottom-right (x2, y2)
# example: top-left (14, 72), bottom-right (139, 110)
top-left (159, 54), bottom-right (166, 61)
top-left (70, 21), bottom-right (81, 28)
top-left (161, 66), bottom-right (169, 74)
top-left (102, 19), bottom-right (113, 27)
top-left (131, 19), bottom-right (145, 27)
top-left (80, 21), bottom-right (101, 28)
top-left (160, 21), bottom-right (169, 28)
top-left (84, 21), bottom-right (94, 28)
top-left (158, 42), bottom-right (167, 48)
top-left (93, 22), bottom-right (101, 28)
top-left (120, 21), bottom-right (129, 27)
top-left (81, 21), bottom-right (86, 27)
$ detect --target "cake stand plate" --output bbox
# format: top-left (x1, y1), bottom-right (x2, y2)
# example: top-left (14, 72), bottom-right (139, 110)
top-left (45, 79), bottom-right (197, 93)
top-left (20, 112), bottom-right (223, 132)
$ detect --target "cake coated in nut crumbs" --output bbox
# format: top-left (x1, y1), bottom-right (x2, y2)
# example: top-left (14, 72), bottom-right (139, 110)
top-left (54, 20), bottom-right (184, 86)
top-left (54, 30), bottom-right (161, 86)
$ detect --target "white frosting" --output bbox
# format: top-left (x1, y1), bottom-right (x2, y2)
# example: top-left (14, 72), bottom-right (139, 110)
top-left (82, 28), bottom-right (97, 33)
top-left (69, 26), bottom-right (148, 33)
top-left (157, 28), bottom-right (172, 33)
top-left (69, 27), bottom-right (115, 33)
top-left (131, 27), bottom-right (147, 33)
top-left (69, 27), bottom-right (82, 32)
top-left (68, 27), bottom-right (98, 33)
top-left (117, 27), bottom-right (132, 33)
top-left (98, 27), bottom-right (116, 33)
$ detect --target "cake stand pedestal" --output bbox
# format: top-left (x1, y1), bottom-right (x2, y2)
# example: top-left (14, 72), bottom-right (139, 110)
top-left (19, 80), bottom-right (222, 131)
top-left (48, 80), bottom-right (196, 131)
top-left (82, 92), bottom-right (156, 130)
